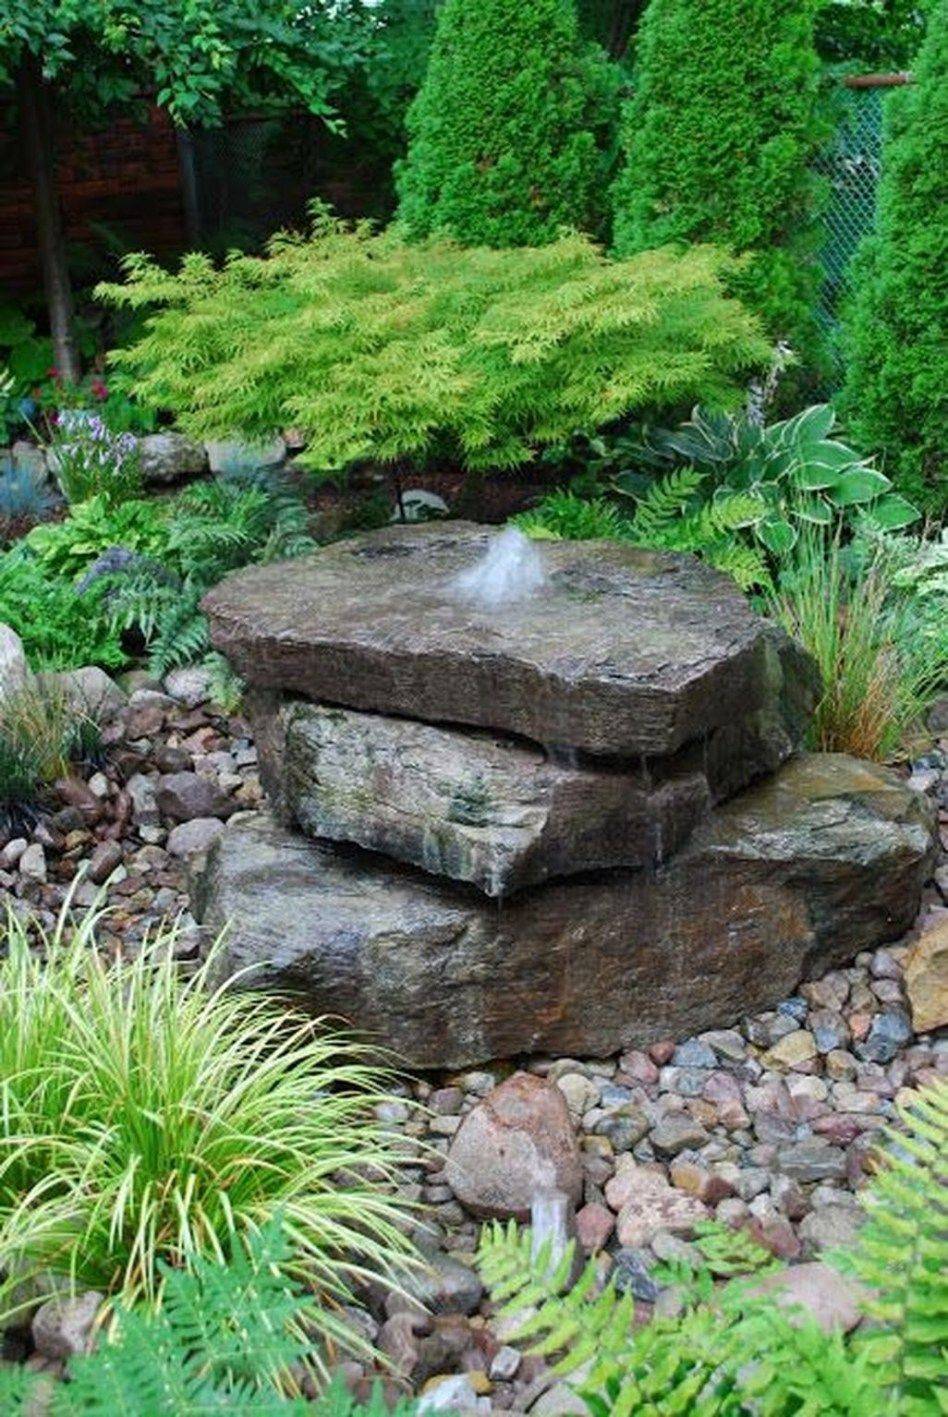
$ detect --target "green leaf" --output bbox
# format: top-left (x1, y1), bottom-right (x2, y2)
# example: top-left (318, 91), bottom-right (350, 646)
top-left (756, 516), bottom-right (797, 555)
top-left (869, 493), bottom-right (921, 530)
top-left (831, 466), bottom-right (892, 505)
top-left (789, 404), bottom-right (836, 443)
top-left (804, 439), bottom-right (864, 470)
top-left (795, 499), bottom-right (834, 524)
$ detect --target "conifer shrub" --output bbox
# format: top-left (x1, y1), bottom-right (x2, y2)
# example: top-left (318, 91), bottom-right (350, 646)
top-left (395, 0), bottom-right (620, 246)
top-left (98, 216), bottom-right (770, 477)
top-left (611, 0), bottom-right (828, 359)
top-left (841, 1), bottom-right (948, 511)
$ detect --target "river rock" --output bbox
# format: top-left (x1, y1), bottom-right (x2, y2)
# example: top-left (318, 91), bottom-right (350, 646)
top-left (0, 622), bottom-right (29, 703)
top-left (443, 1073), bottom-right (582, 1220)
top-left (137, 431), bottom-right (207, 485)
top-left (193, 753), bottom-right (932, 1068)
top-left (903, 917), bottom-right (948, 1033)
top-left (204, 522), bottom-right (819, 757)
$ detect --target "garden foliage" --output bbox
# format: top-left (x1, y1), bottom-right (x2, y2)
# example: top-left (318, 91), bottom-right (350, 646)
top-left (0, 471), bottom-right (314, 678)
top-left (0, 906), bottom-right (417, 1369)
top-left (395, 0), bottom-right (620, 246)
top-left (517, 403), bottom-right (918, 592)
top-left (0, 1225), bottom-right (422, 1413)
top-left (611, 0), bottom-right (828, 358)
top-left (99, 216), bottom-right (770, 474)
top-left (475, 1079), bottom-right (948, 1414)
top-left (768, 528), bottom-right (948, 760)
top-left (841, 0), bottom-right (948, 510)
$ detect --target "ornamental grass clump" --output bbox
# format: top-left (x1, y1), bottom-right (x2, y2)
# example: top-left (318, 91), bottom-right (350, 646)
top-left (0, 905), bottom-right (418, 1368)
top-left (766, 531), bottom-right (948, 761)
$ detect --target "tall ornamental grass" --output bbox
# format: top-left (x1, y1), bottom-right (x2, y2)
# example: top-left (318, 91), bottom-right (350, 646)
top-left (0, 905), bottom-right (418, 1365)
top-left (766, 531), bottom-right (948, 760)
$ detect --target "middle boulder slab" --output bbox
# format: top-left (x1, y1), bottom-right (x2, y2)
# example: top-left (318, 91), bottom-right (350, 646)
top-left (248, 695), bottom-right (801, 896)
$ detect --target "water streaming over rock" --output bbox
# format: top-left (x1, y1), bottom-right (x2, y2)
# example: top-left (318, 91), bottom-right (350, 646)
top-left (450, 526), bottom-right (546, 609)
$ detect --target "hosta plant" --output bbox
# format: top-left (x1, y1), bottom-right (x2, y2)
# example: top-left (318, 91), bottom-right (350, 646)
top-left (619, 403), bottom-right (919, 557)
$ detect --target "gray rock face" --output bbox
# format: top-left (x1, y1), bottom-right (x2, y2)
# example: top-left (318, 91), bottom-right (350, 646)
top-left (194, 754), bottom-right (933, 1068)
top-left (0, 622), bottom-right (29, 703)
top-left (252, 697), bottom-right (713, 895)
top-left (204, 523), bottom-right (819, 757)
top-left (137, 431), bottom-right (207, 485)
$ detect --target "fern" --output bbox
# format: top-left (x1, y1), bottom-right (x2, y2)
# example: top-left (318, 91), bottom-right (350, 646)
top-left (517, 471), bottom-right (772, 591)
top-left (841, 1081), bottom-right (948, 1411)
top-left (625, 465), bottom-right (706, 540)
top-left (1, 1223), bottom-right (424, 1414)
top-left (475, 1080), bottom-right (948, 1415)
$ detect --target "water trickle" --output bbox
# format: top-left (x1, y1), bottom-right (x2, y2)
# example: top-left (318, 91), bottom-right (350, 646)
top-left (639, 754), bottom-right (653, 791)
top-left (651, 819), bottom-right (665, 869)
top-left (450, 526), bottom-right (546, 609)
top-left (547, 743), bottom-right (580, 770)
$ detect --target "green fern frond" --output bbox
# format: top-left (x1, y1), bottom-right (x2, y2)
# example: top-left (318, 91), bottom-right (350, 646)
top-left (628, 466), bottom-right (706, 540)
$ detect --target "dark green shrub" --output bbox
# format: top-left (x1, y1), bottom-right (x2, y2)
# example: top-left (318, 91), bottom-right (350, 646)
top-left (840, 1), bottom-right (948, 510)
top-left (611, 0), bottom-right (828, 359)
top-left (395, 0), bottom-right (621, 245)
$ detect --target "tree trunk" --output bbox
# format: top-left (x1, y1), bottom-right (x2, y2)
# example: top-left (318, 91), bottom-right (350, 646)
top-left (17, 54), bottom-right (80, 384)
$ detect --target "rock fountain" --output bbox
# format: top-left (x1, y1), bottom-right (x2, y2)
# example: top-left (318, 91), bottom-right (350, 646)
top-left (195, 522), bottom-right (934, 1067)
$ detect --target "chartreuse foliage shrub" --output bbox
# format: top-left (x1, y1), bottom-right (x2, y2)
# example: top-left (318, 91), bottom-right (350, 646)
top-left (395, 0), bottom-right (620, 246)
top-left (98, 216), bottom-right (771, 475)
top-left (841, 0), bottom-right (948, 511)
top-left (475, 1080), bottom-right (948, 1415)
top-left (0, 1225), bottom-right (422, 1413)
top-left (612, 0), bottom-right (828, 358)
top-left (0, 906), bottom-right (418, 1374)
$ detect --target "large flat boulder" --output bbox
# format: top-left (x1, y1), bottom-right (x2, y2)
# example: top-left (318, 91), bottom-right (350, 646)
top-left (203, 523), bottom-right (818, 757)
top-left (193, 754), bottom-right (933, 1068)
top-left (247, 693), bottom-right (810, 896)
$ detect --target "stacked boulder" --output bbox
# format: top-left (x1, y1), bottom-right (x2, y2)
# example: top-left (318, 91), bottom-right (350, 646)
top-left (195, 523), bottom-right (934, 1067)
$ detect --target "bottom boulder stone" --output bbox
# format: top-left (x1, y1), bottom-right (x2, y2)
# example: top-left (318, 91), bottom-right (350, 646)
top-left (193, 754), bottom-right (933, 1069)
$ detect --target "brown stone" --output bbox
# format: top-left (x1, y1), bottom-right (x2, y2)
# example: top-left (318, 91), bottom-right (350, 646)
top-left (903, 917), bottom-right (948, 1033)
top-left (751, 1262), bottom-right (868, 1334)
top-left (247, 690), bottom-right (827, 895)
top-left (204, 522), bottom-right (818, 757)
top-left (194, 754), bottom-right (933, 1069)
top-left (443, 1073), bottom-right (582, 1221)
top-left (611, 1162), bottom-right (708, 1247)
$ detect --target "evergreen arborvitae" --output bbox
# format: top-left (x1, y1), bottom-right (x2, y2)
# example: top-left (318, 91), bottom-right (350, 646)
top-left (611, 0), bottom-right (827, 356)
top-left (841, 1), bottom-right (948, 509)
top-left (395, 0), bottom-right (620, 246)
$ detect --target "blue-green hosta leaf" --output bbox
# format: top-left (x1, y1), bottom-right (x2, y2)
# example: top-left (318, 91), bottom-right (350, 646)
top-left (831, 466), bottom-right (892, 505)
top-left (797, 460), bottom-right (842, 491)
top-left (795, 499), bottom-right (834, 525)
top-left (756, 516), bottom-right (798, 556)
top-left (781, 403), bottom-right (837, 446)
top-left (804, 439), bottom-right (867, 471)
top-left (869, 493), bottom-right (921, 530)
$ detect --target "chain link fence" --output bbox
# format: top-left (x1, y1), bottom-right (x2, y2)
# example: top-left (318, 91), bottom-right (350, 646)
top-left (817, 83), bottom-right (886, 333)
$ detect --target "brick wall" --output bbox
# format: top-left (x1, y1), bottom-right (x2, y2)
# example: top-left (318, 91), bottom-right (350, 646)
top-left (0, 103), bottom-right (187, 296)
